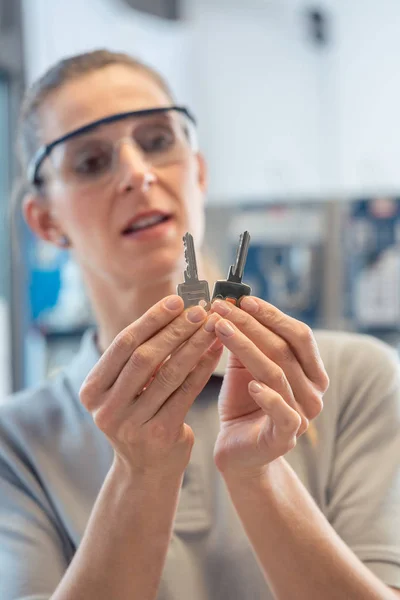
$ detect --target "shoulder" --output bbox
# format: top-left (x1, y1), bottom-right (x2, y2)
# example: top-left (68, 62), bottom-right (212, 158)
top-left (0, 329), bottom-right (99, 448)
top-left (0, 371), bottom-right (89, 453)
top-left (314, 328), bottom-right (399, 382)
top-left (314, 329), bottom-right (400, 425)
top-left (0, 365), bottom-right (110, 508)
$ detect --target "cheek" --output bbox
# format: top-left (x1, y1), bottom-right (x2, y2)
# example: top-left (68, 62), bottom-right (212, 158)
top-left (50, 187), bottom-right (106, 242)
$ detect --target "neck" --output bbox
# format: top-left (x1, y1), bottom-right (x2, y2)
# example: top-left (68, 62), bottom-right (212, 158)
top-left (84, 271), bottom-right (180, 353)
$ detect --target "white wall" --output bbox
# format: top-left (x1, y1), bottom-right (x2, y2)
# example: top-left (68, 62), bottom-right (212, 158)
top-left (21, 0), bottom-right (400, 201)
top-left (21, 0), bottom-right (331, 204)
top-left (185, 0), bottom-right (325, 203)
top-left (332, 0), bottom-right (400, 195)
top-left (21, 0), bottom-right (192, 102)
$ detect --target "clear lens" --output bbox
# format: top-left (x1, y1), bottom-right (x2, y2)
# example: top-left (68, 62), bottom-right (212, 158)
top-left (49, 108), bottom-right (197, 188)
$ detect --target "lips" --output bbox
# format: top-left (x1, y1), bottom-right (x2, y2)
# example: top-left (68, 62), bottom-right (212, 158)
top-left (122, 211), bottom-right (172, 235)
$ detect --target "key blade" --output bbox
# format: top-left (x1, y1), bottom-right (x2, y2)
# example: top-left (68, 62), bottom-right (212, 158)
top-left (178, 232), bottom-right (211, 309)
top-left (183, 232), bottom-right (198, 281)
top-left (228, 231), bottom-right (251, 282)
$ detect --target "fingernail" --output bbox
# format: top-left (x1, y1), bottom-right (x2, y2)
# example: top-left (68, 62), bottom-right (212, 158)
top-left (187, 306), bottom-right (206, 323)
top-left (204, 313), bottom-right (219, 332)
top-left (240, 297), bottom-right (259, 313)
top-left (249, 380), bottom-right (263, 393)
top-left (212, 300), bottom-right (231, 316)
top-left (217, 319), bottom-right (235, 337)
top-left (165, 296), bottom-right (182, 310)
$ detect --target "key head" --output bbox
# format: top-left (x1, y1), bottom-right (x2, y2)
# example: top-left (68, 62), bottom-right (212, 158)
top-left (177, 279), bottom-right (211, 310)
top-left (211, 280), bottom-right (251, 306)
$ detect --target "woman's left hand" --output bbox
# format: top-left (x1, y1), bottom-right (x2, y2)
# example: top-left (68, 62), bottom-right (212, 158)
top-left (210, 297), bottom-right (329, 478)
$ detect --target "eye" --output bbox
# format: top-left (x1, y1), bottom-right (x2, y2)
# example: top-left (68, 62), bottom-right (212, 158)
top-left (72, 143), bottom-right (113, 177)
top-left (136, 125), bottom-right (175, 154)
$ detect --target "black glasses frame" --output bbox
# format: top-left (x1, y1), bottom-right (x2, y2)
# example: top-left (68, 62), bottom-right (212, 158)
top-left (28, 105), bottom-right (197, 186)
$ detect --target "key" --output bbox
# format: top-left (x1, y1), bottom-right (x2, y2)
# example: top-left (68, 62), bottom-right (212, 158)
top-left (211, 231), bottom-right (252, 306)
top-left (177, 232), bottom-right (211, 310)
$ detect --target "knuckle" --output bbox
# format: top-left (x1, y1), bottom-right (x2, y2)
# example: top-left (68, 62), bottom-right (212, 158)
top-left (163, 323), bottom-right (185, 347)
top-left (92, 406), bottom-right (111, 433)
top-left (265, 390), bottom-right (282, 411)
top-left (233, 308), bottom-right (248, 326)
top-left (306, 392), bottom-right (324, 419)
top-left (179, 375), bottom-right (195, 397)
top-left (79, 377), bottom-right (100, 411)
top-left (188, 331), bottom-right (209, 352)
top-left (147, 421), bottom-right (170, 443)
top-left (128, 347), bottom-right (151, 372)
top-left (285, 435), bottom-right (297, 452)
top-left (298, 416), bottom-right (309, 435)
top-left (284, 413), bottom-right (302, 434)
top-left (156, 362), bottom-right (181, 388)
top-left (114, 329), bottom-right (136, 352)
top-left (263, 303), bottom-right (278, 324)
top-left (298, 322), bottom-right (313, 344)
top-left (271, 366), bottom-right (287, 391)
top-left (144, 309), bottom-right (161, 330)
top-left (272, 338), bottom-right (294, 364)
top-left (319, 371), bottom-right (330, 392)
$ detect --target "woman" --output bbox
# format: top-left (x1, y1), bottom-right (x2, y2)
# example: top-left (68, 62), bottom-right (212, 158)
top-left (1, 49), bottom-right (400, 600)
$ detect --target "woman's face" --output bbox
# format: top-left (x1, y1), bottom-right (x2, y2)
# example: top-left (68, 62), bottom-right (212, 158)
top-left (27, 65), bottom-right (207, 288)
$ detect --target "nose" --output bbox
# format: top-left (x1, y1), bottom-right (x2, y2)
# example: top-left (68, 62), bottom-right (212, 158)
top-left (115, 140), bottom-right (151, 193)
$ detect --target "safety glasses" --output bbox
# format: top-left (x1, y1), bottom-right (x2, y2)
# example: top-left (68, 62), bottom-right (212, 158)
top-left (28, 106), bottom-right (197, 189)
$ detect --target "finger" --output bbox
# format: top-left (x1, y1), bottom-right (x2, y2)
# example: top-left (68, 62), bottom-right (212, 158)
top-left (215, 297), bottom-right (328, 390)
top-left (128, 312), bottom-right (222, 423)
top-left (108, 305), bottom-right (210, 413)
top-left (153, 337), bottom-right (224, 426)
top-left (89, 310), bottom-right (218, 429)
top-left (248, 380), bottom-right (303, 443)
top-left (214, 318), bottom-right (308, 431)
top-left (211, 300), bottom-right (323, 420)
top-left (82, 295), bottom-right (184, 394)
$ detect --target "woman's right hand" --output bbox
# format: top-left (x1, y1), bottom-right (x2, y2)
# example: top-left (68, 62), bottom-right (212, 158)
top-left (80, 295), bottom-right (222, 478)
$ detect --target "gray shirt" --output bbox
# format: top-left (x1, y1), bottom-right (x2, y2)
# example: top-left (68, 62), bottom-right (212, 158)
top-left (1, 329), bottom-right (400, 599)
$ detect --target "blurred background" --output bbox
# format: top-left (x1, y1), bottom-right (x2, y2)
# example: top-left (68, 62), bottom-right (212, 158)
top-left (1, 0), bottom-right (400, 394)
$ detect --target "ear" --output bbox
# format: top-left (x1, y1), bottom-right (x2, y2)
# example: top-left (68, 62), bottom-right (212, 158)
top-left (22, 194), bottom-right (67, 249)
top-left (196, 152), bottom-right (208, 194)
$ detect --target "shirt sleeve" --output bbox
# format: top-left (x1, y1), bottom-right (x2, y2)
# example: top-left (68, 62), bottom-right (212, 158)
top-left (326, 334), bottom-right (400, 589)
top-left (0, 429), bottom-right (69, 599)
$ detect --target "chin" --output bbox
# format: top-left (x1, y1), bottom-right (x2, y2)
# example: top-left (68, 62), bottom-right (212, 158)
top-left (125, 244), bottom-right (182, 284)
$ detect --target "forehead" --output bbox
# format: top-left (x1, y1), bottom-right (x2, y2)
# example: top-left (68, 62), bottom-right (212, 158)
top-left (39, 64), bottom-right (172, 144)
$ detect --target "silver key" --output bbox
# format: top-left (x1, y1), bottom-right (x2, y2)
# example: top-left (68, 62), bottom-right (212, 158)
top-left (177, 232), bottom-right (211, 310)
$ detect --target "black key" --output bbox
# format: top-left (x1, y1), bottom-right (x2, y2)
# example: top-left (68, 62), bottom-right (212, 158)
top-left (212, 231), bottom-right (251, 306)
top-left (177, 232), bottom-right (211, 310)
